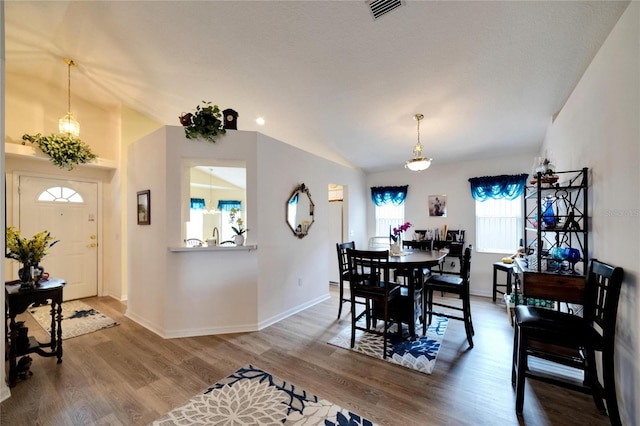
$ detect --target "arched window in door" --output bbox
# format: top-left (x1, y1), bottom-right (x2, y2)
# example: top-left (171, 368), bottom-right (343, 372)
top-left (37, 186), bottom-right (84, 203)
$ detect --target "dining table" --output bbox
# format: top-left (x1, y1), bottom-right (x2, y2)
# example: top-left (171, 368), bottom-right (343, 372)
top-left (388, 249), bottom-right (448, 270)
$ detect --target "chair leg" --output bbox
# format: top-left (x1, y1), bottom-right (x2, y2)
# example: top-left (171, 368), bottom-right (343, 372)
top-left (463, 298), bottom-right (474, 348)
top-left (338, 279), bottom-right (344, 319)
top-left (427, 289), bottom-right (434, 325)
top-left (382, 299), bottom-right (388, 359)
top-left (603, 347), bottom-right (622, 425)
top-left (350, 295), bottom-right (357, 349)
top-left (585, 346), bottom-right (607, 415)
top-left (515, 328), bottom-right (527, 415)
top-left (511, 324), bottom-right (519, 386)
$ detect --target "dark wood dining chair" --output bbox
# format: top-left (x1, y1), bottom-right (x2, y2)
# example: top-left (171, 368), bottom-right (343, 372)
top-left (423, 246), bottom-right (474, 347)
top-left (511, 259), bottom-right (624, 423)
top-left (336, 241), bottom-right (360, 319)
top-left (346, 248), bottom-right (400, 359)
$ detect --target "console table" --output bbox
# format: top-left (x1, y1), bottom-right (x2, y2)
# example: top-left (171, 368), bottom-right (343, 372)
top-left (5, 278), bottom-right (66, 387)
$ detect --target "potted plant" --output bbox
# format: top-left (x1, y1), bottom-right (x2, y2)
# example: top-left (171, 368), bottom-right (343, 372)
top-left (22, 133), bottom-right (97, 170)
top-left (5, 226), bottom-right (59, 287)
top-left (229, 207), bottom-right (248, 245)
top-left (179, 101), bottom-right (226, 143)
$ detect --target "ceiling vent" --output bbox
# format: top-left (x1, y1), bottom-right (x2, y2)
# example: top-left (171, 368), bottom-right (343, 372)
top-left (367, 0), bottom-right (404, 20)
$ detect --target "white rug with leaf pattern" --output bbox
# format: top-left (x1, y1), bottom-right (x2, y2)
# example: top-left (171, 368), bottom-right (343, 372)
top-left (151, 364), bottom-right (377, 425)
top-left (29, 299), bottom-right (118, 340)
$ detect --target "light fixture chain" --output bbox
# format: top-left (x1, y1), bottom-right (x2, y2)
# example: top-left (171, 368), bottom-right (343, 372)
top-left (67, 60), bottom-right (71, 113)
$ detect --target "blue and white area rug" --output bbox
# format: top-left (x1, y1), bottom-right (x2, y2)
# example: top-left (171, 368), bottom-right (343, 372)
top-left (328, 316), bottom-right (448, 375)
top-left (29, 299), bottom-right (118, 340)
top-left (151, 364), bottom-right (377, 425)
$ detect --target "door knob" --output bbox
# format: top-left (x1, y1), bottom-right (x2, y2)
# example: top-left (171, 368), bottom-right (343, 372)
top-left (90, 235), bottom-right (97, 239)
top-left (87, 243), bottom-right (97, 248)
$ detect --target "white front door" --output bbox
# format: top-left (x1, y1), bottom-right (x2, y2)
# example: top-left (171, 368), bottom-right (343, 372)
top-left (18, 175), bottom-right (99, 301)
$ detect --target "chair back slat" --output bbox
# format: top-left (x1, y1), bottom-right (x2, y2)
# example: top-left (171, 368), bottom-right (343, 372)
top-left (336, 241), bottom-right (355, 276)
top-left (347, 249), bottom-right (391, 290)
top-left (585, 259), bottom-right (624, 337)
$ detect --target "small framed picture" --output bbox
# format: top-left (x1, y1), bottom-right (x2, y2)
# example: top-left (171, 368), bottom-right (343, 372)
top-left (137, 190), bottom-right (151, 225)
top-left (428, 194), bottom-right (447, 217)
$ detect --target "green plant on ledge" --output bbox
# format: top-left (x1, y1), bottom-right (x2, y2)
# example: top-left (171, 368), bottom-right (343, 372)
top-left (22, 133), bottom-right (97, 170)
top-left (180, 101), bottom-right (227, 143)
top-left (179, 101), bottom-right (226, 143)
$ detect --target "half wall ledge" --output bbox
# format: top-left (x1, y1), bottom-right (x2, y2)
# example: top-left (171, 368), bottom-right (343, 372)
top-left (169, 245), bottom-right (258, 252)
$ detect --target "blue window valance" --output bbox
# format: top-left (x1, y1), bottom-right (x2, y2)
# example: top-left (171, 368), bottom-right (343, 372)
top-left (371, 185), bottom-right (408, 207)
top-left (468, 174), bottom-right (528, 201)
top-left (190, 198), bottom-right (206, 210)
top-left (217, 200), bottom-right (241, 212)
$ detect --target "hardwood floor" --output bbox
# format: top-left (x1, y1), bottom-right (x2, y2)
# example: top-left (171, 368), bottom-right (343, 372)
top-left (2, 287), bottom-right (612, 426)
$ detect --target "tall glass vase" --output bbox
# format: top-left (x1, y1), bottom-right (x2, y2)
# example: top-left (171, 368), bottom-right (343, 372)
top-left (542, 198), bottom-right (556, 229)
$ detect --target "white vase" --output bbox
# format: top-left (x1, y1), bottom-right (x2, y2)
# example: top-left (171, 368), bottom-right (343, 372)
top-left (233, 234), bottom-right (245, 246)
top-left (390, 242), bottom-right (402, 255)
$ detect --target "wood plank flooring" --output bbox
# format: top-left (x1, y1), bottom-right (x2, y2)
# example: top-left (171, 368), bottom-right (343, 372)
top-left (2, 287), bottom-right (612, 426)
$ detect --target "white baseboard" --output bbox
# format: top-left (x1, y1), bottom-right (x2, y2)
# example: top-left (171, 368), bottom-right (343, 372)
top-left (124, 293), bottom-right (331, 339)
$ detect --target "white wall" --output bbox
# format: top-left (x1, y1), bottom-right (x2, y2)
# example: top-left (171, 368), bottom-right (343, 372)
top-left (256, 133), bottom-right (368, 324)
top-left (541, 3), bottom-right (639, 423)
top-left (126, 127), bottom-right (367, 336)
top-left (367, 153), bottom-right (536, 298)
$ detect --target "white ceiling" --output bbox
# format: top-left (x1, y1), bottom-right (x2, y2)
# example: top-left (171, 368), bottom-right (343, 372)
top-left (4, 1), bottom-right (629, 173)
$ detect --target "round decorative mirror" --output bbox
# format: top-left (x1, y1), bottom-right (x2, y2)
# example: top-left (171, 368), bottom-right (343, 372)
top-left (286, 183), bottom-right (315, 238)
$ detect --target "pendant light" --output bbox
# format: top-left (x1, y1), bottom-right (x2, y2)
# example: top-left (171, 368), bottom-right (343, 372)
top-left (58, 58), bottom-right (80, 137)
top-left (405, 113), bottom-right (432, 172)
top-left (204, 168), bottom-right (219, 215)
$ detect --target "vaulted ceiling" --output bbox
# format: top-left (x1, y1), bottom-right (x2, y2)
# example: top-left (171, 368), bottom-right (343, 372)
top-left (4, 1), bottom-right (629, 172)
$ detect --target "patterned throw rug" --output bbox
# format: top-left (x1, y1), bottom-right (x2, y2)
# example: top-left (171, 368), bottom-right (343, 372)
top-left (328, 316), bottom-right (448, 375)
top-left (151, 364), bottom-right (377, 425)
top-left (29, 299), bottom-right (118, 340)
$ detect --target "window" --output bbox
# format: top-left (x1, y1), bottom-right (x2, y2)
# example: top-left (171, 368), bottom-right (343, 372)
top-left (37, 186), bottom-right (83, 203)
top-left (375, 203), bottom-right (405, 237)
top-left (475, 197), bottom-right (522, 253)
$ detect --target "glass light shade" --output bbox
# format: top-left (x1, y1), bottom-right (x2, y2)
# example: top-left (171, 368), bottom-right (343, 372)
top-left (59, 112), bottom-right (80, 137)
top-left (405, 157), bottom-right (432, 171)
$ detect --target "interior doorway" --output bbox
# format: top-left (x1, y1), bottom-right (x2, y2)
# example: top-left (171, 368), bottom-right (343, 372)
top-left (15, 174), bottom-right (99, 301)
top-left (328, 183), bottom-right (345, 284)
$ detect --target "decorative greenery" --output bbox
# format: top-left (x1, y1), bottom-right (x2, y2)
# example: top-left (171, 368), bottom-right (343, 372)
top-left (179, 101), bottom-right (226, 143)
top-left (229, 207), bottom-right (248, 235)
top-left (390, 221), bottom-right (412, 242)
top-left (22, 133), bottom-right (97, 170)
top-left (5, 227), bottom-right (59, 265)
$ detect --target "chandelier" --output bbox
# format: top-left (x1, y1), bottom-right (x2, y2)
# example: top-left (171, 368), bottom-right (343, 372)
top-left (405, 113), bottom-right (432, 172)
top-left (58, 58), bottom-right (80, 137)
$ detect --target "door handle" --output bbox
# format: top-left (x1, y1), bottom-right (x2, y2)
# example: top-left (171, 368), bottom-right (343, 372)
top-left (90, 235), bottom-right (97, 239)
top-left (87, 243), bottom-right (97, 248)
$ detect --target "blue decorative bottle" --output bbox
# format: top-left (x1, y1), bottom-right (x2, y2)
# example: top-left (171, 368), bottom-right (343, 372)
top-left (542, 198), bottom-right (556, 229)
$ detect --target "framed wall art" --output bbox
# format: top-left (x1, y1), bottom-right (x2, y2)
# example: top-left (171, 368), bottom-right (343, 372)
top-left (137, 190), bottom-right (151, 225)
top-left (428, 194), bottom-right (447, 217)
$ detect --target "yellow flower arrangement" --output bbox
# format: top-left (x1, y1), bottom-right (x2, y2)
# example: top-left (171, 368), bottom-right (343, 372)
top-left (5, 227), bottom-right (59, 265)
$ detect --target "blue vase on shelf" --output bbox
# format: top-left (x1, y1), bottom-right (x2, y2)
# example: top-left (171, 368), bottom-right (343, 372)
top-left (542, 199), bottom-right (556, 229)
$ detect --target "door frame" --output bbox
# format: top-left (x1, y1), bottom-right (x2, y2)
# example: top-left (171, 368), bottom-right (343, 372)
top-left (11, 170), bottom-right (104, 298)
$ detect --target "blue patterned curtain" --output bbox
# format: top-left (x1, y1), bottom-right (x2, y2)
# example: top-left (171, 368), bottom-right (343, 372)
top-left (371, 185), bottom-right (408, 206)
top-left (468, 174), bottom-right (528, 201)
top-left (217, 200), bottom-right (241, 211)
top-left (190, 198), bottom-right (206, 210)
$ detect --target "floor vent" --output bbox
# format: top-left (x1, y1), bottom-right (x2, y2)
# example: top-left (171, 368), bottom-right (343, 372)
top-left (367, 0), bottom-right (404, 20)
